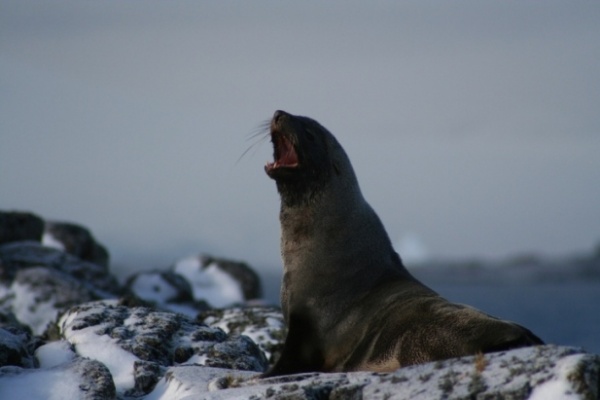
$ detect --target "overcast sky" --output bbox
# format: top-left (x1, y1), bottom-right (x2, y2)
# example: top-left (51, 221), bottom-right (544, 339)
top-left (1, 1), bottom-right (599, 274)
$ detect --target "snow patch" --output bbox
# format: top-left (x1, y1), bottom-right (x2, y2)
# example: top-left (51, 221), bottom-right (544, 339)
top-left (183, 354), bottom-right (207, 365)
top-left (529, 354), bottom-right (589, 400)
top-left (10, 281), bottom-right (58, 336)
top-left (35, 340), bottom-right (76, 369)
top-left (41, 232), bottom-right (65, 251)
top-left (69, 331), bottom-right (137, 391)
top-left (59, 303), bottom-right (139, 393)
top-left (0, 366), bottom-right (85, 400)
top-left (129, 273), bottom-right (179, 304)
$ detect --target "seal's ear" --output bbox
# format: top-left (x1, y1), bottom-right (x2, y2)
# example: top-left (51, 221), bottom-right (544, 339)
top-left (333, 162), bottom-right (341, 176)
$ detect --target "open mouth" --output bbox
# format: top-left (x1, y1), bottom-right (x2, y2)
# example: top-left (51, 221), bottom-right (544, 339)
top-left (265, 130), bottom-right (299, 173)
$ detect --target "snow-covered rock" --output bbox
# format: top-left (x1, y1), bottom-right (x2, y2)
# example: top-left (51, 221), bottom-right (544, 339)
top-left (43, 221), bottom-right (109, 268)
top-left (144, 345), bottom-right (600, 400)
top-left (0, 323), bottom-right (37, 368)
top-left (126, 255), bottom-right (266, 316)
top-left (126, 270), bottom-right (194, 305)
top-left (58, 299), bottom-right (268, 396)
top-left (7, 267), bottom-right (95, 335)
top-left (125, 270), bottom-right (209, 318)
top-left (173, 254), bottom-right (262, 308)
top-left (0, 242), bottom-right (121, 334)
top-left (0, 241), bottom-right (120, 297)
top-left (200, 306), bottom-right (285, 365)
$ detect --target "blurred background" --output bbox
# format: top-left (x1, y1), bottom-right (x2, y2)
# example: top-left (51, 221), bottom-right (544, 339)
top-left (1, 2), bottom-right (599, 351)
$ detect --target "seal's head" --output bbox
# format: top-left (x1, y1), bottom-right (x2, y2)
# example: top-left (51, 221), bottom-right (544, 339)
top-left (265, 110), bottom-right (356, 207)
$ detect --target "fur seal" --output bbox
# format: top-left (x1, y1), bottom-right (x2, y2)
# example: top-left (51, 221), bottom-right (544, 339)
top-left (263, 110), bottom-right (543, 377)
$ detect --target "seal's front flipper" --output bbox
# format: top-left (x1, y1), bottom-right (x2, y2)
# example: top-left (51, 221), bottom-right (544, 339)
top-left (262, 309), bottom-right (323, 377)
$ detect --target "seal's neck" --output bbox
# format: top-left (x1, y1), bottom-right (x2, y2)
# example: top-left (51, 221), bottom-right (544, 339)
top-left (278, 153), bottom-right (364, 235)
top-left (278, 160), bottom-right (405, 280)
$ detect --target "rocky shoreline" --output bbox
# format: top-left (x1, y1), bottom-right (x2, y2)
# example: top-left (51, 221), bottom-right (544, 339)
top-left (0, 210), bottom-right (598, 399)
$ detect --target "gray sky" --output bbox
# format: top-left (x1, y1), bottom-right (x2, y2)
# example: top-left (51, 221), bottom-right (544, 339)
top-left (1, 1), bottom-right (599, 274)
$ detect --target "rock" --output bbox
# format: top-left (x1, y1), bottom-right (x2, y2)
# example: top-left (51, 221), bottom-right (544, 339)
top-left (0, 241), bottom-right (120, 297)
top-left (0, 211), bottom-right (44, 245)
top-left (0, 323), bottom-right (37, 368)
top-left (132, 360), bottom-right (164, 396)
top-left (173, 254), bottom-right (262, 308)
top-left (142, 345), bottom-right (600, 400)
top-left (125, 255), bottom-right (267, 316)
top-left (0, 311), bottom-right (21, 327)
top-left (0, 357), bottom-right (116, 400)
top-left (125, 270), bottom-right (210, 318)
top-left (199, 306), bottom-right (285, 365)
top-left (43, 221), bottom-right (109, 268)
top-left (58, 299), bottom-right (268, 396)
